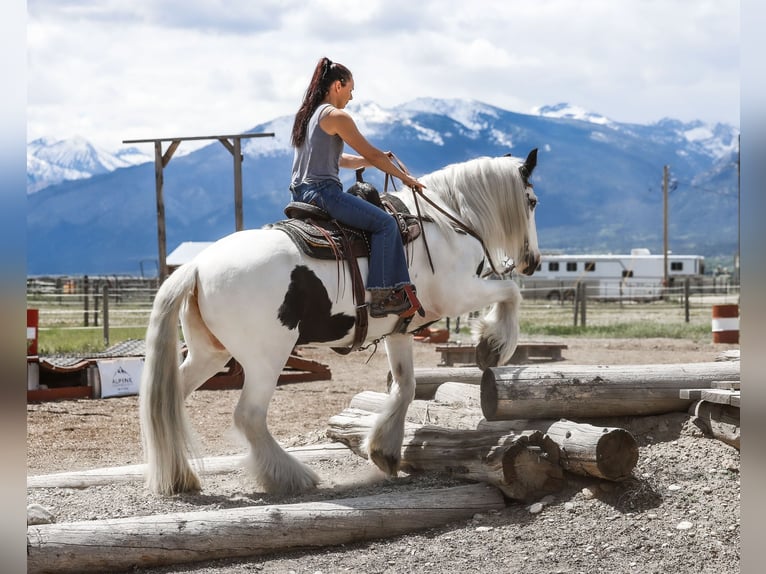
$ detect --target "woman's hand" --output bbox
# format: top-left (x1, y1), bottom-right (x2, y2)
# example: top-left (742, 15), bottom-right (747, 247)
top-left (402, 173), bottom-right (425, 193)
top-left (384, 151), bottom-right (425, 192)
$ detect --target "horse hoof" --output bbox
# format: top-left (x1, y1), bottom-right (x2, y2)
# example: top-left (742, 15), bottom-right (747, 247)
top-left (476, 338), bottom-right (500, 370)
top-left (369, 450), bottom-right (400, 477)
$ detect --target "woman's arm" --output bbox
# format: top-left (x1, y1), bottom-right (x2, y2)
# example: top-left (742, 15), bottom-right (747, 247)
top-left (321, 109), bottom-right (425, 191)
top-left (339, 153), bottom-right (369, 171)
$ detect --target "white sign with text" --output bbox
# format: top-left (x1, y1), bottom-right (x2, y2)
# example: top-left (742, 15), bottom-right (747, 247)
top-left (96, 358), bottom-right (143, 398)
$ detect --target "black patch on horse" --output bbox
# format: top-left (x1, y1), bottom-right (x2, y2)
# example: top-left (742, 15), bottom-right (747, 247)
top-left (277, 265), bottom-right (355, 344)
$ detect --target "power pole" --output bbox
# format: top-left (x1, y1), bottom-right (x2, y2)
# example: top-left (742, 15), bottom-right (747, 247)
top-left (736, 134), bottom-right (740, 285)
top-left (663, 164), bottom-right (669, 289)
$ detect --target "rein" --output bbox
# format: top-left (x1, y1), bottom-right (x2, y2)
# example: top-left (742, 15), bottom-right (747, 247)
top-left (385, 154), bottom-right (504, 278)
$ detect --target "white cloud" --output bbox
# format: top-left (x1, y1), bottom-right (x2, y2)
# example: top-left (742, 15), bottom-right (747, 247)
top-left (27, 0), bottom-right (739, 153)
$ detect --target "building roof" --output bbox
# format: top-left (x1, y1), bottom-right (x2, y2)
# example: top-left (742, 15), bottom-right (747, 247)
top-left (166, 241), bottom-right (214, 267)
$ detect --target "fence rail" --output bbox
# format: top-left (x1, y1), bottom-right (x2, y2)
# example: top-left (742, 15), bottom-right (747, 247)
top-left (27, 276), bottom-right (740, 349)
top-left (27, 276), bottom-right (159, 346)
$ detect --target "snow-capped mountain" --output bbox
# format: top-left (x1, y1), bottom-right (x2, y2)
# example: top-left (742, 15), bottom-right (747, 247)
top-left (27, 100), bottom-right (739, 276)
top-left (26, 136), bottom-right (151, 193)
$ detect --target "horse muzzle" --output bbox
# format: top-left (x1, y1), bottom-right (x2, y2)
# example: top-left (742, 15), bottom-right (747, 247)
top-left (516, 250), bottom-right (541, 276)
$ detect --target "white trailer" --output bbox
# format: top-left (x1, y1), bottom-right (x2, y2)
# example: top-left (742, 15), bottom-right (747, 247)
top-left (518, 248), bottom-right (706, 301)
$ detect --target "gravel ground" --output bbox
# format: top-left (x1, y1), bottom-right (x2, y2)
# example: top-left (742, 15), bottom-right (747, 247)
top-left (27, 337), bottom-right (740, 573)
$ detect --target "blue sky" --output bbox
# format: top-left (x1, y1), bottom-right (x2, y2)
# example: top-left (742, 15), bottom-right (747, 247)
top-left (27, 0), bottom-right (740, 153)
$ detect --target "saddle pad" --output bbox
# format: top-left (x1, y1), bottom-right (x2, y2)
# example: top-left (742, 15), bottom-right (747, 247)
top-left (270, 218), bottom-right (371, 261)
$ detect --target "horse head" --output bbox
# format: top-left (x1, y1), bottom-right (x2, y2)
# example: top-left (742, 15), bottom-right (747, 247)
top-left (507, 148), bottom-right (541, 276)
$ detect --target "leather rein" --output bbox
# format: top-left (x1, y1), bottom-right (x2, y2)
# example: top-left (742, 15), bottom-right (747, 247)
top-left (384, 154), bottom-right (507, 278)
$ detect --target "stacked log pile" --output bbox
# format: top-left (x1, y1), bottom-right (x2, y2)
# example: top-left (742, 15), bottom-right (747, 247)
top-left (334, 360), bottom-right (740, 500)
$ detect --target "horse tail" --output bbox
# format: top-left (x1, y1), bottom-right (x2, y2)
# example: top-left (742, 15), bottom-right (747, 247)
top-left (139, 263), bottom-right (202, 495)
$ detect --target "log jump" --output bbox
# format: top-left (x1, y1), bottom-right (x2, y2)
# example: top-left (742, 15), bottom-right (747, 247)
top-left (480, 361), bottom-right (740, 420)
top-left (27, 484), bottom-right (504, 574)
top-left (344, 391), bottom-right (639, 482)
top-left (327, 408), bottom-right (565, 501)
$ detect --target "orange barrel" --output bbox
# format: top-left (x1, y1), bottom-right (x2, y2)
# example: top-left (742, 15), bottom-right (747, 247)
top-left (711, 304), bottom-right (739, 344)
top-left (27, 308), bottom-right (39, 356)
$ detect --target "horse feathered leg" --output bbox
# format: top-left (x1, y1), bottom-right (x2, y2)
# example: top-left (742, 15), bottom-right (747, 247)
top-left (139, 264), bottom-right (203, 495)
top-left (363, 333), bottom-right (415, 476)
top-left (473, 280), bottom-right (522, 370)
top-left (233, 353), bottom-right (321, 494)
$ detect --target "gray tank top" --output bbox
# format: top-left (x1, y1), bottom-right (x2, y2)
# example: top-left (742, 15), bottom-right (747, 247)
top-left (291, 103), bottom-right (344, 186)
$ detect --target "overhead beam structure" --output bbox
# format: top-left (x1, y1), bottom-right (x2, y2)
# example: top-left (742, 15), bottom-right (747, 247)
top-left (123, 132), bottom-right (275, 281)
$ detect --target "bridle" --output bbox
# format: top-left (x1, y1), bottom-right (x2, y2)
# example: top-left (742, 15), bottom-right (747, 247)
top-left (385, 153), bottom-right (533, 278)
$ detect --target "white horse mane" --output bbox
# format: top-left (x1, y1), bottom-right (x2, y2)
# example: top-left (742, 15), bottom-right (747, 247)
top-left (414, 155), bottom-right (531, 267)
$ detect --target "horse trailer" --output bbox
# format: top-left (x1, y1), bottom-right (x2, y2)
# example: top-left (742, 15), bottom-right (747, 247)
top-left (517, 248), bottom-right (706, 301)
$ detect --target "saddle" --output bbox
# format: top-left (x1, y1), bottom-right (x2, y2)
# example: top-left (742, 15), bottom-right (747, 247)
top-left (269, 178), bottom-right (424, 354)
top-left (272, 183), bottom-right (422, 261)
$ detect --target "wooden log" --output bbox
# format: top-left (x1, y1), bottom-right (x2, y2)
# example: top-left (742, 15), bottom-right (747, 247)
top-left (347, 392), bottom-right (638, 481)
top-left (27, 483), bottom-right (505, 574)
top-left (433, 381), bottom-right (481, 407)
top-left (401, 427), bottom-right (564, 501)
top-left (541, 419), bottom-right (637, 481)
top-left (389, 367), bottom-right (483, 400)
top-left (478, 418), bottom-right (638, 481)
top-left (481, 362), bottom-right (740, 420)
top-left (349, 391), bottom-right (485, 429)
top-left (680, 388), bottom-right (741, 406)
top-left (689, 400), bottom-right (740, 450)
top-left (327, 408), bottom-right (564, 501)
top-left (27, 443), bottom-right (352, 489)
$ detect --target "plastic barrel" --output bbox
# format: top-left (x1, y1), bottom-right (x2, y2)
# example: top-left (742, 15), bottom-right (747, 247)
top-left (711, 304), bottom-right (739, 344)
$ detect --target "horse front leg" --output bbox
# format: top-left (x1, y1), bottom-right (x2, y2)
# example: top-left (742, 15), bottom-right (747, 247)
top-left (363, 333), bottom-right (415, 476)
top-left (472, 279), bottom-right (522, 370)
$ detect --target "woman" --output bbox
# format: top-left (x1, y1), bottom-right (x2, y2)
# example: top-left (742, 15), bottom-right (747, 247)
top-left (289, 57), bottom-right (425, 318)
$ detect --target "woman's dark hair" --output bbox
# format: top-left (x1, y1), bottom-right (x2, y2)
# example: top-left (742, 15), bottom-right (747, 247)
top-left (291, 57), bottom-right (352, 148)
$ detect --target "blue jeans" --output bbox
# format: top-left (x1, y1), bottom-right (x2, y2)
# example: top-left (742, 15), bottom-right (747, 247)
top-left (290, 179), bottom-right (411, 290)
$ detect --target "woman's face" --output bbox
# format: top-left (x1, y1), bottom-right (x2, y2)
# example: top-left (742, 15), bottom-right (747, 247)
top-left (336, 77), bottom-right (354, 108)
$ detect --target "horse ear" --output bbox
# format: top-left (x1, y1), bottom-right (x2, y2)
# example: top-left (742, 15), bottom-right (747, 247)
top-left (524, 148), bottom-right (538, 176)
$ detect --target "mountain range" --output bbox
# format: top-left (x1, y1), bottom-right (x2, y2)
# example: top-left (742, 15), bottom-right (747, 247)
top-left (27, 99), bottom-right (740, 276)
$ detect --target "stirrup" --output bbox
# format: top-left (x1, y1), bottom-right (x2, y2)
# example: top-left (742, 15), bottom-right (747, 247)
top-left (398, 284), bottom-right (424, 318)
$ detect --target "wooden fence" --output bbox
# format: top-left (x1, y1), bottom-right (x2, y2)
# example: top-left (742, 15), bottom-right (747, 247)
top-left (27, 276), bottom-right (159, 346)
top-left (27, 275), bottom-right (740, 348)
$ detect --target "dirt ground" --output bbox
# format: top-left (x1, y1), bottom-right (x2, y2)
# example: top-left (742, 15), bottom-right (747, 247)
top-left (27, 336), bottom-right (740, 573)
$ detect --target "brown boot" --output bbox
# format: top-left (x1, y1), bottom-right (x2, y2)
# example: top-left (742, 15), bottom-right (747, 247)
top-left (369, 284), bottom-right (423, 318)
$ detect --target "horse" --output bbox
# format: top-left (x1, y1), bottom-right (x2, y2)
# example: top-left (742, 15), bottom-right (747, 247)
top-left (139, 149), bottom-right (541, 495)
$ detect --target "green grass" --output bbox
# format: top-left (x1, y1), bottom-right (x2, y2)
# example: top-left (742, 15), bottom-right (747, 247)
top-left (38, 327), bottom-right (148, 355)
top-left (519, 320), bottom-right (710, 340)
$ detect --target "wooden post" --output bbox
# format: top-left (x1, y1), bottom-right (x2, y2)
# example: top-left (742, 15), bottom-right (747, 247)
top-left (93, 284), bottom-right (99, 327)
top-left (154, 141), bottom-right (168, 282)
top-left (217, 136), bottom-right (245, 231)
top-left (684, 277), bottom-right (690, 323)
top-left (234, 137), bottom-right (243, 231)
top-left (480, 361), bottom-right (740, 420)
top-left (573, 282), bottom-right (580, 327)
top-left (663, 164), bottom-right (669, 291)
top-left (82, 275), bottom-right (89, 327)
top-left (573, 282), bottom-right (586, 326)
top-left (102, 284), bottom-right (110, 347)
top-left (27, 484), bottom-right (505, 574)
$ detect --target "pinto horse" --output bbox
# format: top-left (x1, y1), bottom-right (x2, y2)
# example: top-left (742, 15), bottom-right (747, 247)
top-left (139, 149), bottom-right (541, 495)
